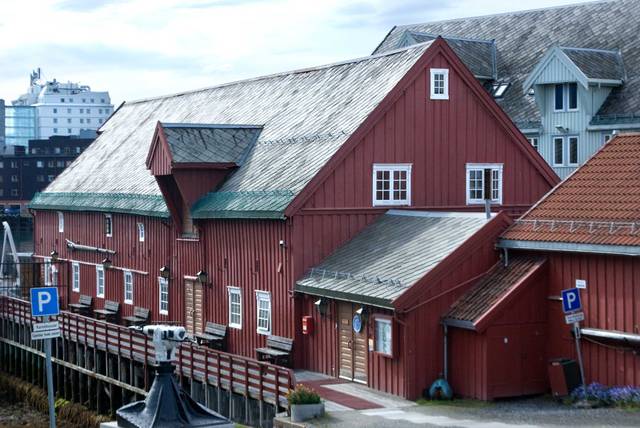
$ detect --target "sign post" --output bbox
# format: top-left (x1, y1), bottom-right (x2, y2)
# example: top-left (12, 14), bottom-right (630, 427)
top-left (561, 288), bottom-right (586, 389)
top-left (30, 287), bottom-right (60, 428)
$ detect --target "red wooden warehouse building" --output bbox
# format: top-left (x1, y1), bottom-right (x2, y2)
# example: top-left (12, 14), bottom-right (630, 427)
top-left (30, 38), bottom-right (558, 399)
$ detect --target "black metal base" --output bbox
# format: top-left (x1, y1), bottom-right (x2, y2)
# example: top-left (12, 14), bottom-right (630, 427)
top-left (116, 362), bottom-right (233, 428)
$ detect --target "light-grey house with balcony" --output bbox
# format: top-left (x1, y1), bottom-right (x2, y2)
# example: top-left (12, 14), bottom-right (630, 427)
top-left (374, 0), bottom-right (639, 179)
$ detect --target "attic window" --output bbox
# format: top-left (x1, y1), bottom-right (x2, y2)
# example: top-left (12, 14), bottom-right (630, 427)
top-left (491, 82), bottom-right (510, 98)
top-left (372, 164), bottom-right (412, 206)
top-left (466, 163), bottom-right (503, 205)
top-left (430, 69), bottom-right (449, 100)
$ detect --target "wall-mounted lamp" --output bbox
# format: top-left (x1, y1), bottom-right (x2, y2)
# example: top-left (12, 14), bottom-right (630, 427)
top-left (279, 239), bottom-right (286, 248)
top-left (314, 298), bottom-right (328, 316)
top-left (159, 265), bottom-right (170, 279)
top-left (196, 270), bottom-right (208, 284)
top-left (102, 257), bottom-right (112, 269)
top-left (355, 306), bottom-right (369, 323)
top-left (50, 250), bottom-right (59, 261)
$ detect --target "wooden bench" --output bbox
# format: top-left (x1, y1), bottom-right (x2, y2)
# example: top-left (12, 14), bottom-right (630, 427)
top-left (122, 307), bottom-right (150, 326)
top-left (93, 300), bottom-right (120, 323)
top-left (194, 322), bottom-right (227, 350)
top-left (256, 335), bottom-right (294, 367)
top-left (67, 295), bottom-right (93, 316)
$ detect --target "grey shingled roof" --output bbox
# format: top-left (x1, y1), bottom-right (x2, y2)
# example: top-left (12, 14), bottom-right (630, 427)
top-left (33, 42), bottom-right (433, 218)
top-left (161, 123), bottom-right (262, 165)
top-left (560, 47), bottom-right (625, 81)
top-left (374, 0), bottom-right (640, 125)
top-left (295, 211), bottom-right (491, 308)
top-left (401, 31), bottom-right (496, 80)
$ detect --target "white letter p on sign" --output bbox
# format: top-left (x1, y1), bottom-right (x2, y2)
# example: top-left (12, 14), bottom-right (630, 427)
top-left (37, 291), bottom-right (51, 313)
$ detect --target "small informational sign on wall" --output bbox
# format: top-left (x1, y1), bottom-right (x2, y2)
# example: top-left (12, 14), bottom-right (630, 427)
top-left (575, 279), bottom-right (587, 289)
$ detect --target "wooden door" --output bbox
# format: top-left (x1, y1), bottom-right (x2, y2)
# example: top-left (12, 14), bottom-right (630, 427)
top-left (487, 325), bottom-right (522, 399)
top-left (521, 324), bottom-right (548, 395)
top-left (184, 279), bottom-right (203, 336)
top-left (338, 302), bottom-right (368, 383)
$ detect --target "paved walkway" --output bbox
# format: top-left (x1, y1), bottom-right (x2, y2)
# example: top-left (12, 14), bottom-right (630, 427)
top-left (291, 371), bottom-right (640, 427)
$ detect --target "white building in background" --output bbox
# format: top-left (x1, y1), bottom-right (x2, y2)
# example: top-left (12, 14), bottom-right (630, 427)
top-left (11, 68), bottom-right (114, 140)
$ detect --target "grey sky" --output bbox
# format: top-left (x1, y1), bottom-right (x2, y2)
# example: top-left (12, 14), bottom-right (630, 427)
top-left (0, 0), bottom-right (594, 105)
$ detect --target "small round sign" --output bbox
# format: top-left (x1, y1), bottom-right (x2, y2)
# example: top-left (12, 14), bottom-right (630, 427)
top-left (352, 314), bottom-right (362, 333)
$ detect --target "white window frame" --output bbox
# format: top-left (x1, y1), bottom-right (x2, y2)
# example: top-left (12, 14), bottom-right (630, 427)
top-left (375, 317), bottom-right (393, 357)
top-left (158, 277), bottom-right (169, 315)
top-left (124, 270), bottom-right (133, 305)
top-left (72, 262), bottom-right (80, 292)
top-left (105, 214), bottom-right (113, 237)
top-left (44, 257), bottom-right (52, 286)
top-left (51, 264), bottom-right (58, 287)
top-left (255, 291), bottom-right (272, 335)
top-left (527, 137), bottom-right (539, 152)
top-left (465, 163), bottom-right (503, 205)
top-left (137, 222), bottom-right (145, 242)
top-left (227, 287), bottom-right (242, 329)
top-left (430, 68), bottom-right (449, 100)
top-left (567, 83), bottom-right (579, 112)
top-left (96, 265), bottom-right (105, 298)
top-left (372, 163), bottom-right (412, 207)
top-left (553, 137), bottom-right (565, 166)
top-left (554, 84), bottom-right (564, 112)
top-left (57, 211), bottom-right (64, 233)
top-left (568, 136), bottom-right (579, 166)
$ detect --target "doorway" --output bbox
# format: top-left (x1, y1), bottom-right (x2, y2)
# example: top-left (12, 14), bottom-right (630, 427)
top-left (338, 302), bottom-right (368, 383)
top-left (184, 278), bottom-right (203, 336)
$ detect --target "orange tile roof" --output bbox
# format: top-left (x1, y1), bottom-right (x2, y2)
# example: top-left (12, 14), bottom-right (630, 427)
top-left (502, 133), bottom-right (640, 246)
top-left (443, 256), bottom-right (546, 331)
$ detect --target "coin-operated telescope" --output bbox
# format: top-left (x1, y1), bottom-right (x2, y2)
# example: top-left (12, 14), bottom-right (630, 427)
top-left (116, 325), bottom-right (233, 428)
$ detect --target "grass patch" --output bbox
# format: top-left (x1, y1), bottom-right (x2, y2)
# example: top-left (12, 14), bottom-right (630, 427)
top-left (416, 397), bottom-right (492, 408)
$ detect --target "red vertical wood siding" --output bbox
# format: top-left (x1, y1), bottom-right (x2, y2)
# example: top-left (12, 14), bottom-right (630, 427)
top-left (449, 329), bottom-right (487, 399)
top-left (546, 252), bottom-right (640, 387)
top-left (33, 210), bottom-right (173, 321)
top-left (173, 169), bottom-right (229, 207)
top-left (299, 51), bottom-right (550, 217)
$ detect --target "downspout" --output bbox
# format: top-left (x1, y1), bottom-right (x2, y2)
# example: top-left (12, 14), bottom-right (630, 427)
top-left (503, 247), bottom-right (509, 267)
top-left (443, 323), bottom-right (449, 380)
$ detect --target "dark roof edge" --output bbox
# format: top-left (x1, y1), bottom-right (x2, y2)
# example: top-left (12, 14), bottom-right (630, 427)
top-left (442, 318), bottom-right (476, 330)
top-left (29, 192), bottom-right (169, 218)
top-left (191, 210), bottom-right (286, 220)
top-left (294, 285), bottom-right (395, 310)
top-left (498, 239), bottom-right (640, 256)
top-left (160, 123), bottom-right (264, 130)
top-left (371, 25), bottom-right (397, 55)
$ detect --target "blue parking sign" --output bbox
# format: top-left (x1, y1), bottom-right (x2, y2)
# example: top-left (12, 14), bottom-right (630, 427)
top-left (30, 287), bottom-right (60, 317)
top-left (561, 288), bottom-right (582, 313)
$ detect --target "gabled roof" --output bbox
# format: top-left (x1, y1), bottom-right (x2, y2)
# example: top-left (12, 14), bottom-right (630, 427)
top-left (523, 46), bottom-right (625, 92)
top-left (443, 255), bottom-right (546, 332)
top-left (30, 42), bottom-right (434, 218)
top-left (399, 31), bottom-right (496, 80)
top-left (374, 0), bottom-right (640, 126)
top-left (295, 211), bottom-right (493, 308)
top-left (500, 133), bottom-right (640, 254)
top-left (160, 123), bottom-right (262, 165)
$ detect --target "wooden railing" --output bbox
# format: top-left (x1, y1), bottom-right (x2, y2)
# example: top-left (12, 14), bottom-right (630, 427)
top-left (0, 295), bottom-right (294, 408)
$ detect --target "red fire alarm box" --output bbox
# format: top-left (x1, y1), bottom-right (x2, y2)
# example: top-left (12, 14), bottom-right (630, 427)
top-left (302, 315), bottom-right (314, 335)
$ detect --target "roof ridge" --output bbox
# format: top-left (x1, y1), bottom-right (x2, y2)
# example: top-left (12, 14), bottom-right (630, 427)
top-left (394, 0), bottom-right (617, 29)
top-left (408, 30), bottom-right (495, 45)
top-left (126, 41), bottom-right (433, 106)
top-left (560, 45), bottom-right (622, 54)
top-left (161, 123), bottom-right (263, 129)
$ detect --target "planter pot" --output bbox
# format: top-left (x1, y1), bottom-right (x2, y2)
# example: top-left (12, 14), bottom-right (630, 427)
top-left (290, 402), bottom-right (325, 422)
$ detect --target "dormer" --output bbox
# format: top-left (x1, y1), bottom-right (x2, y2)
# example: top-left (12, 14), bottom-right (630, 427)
top-left (523, 46), bottom-right (625, 115)
top-left (398, 31), bottom-right (497, 81)
top-left (146, 122), bottom-right (262, 235)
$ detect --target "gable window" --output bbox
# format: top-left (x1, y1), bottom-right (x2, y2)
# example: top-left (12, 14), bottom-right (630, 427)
top-left (104, 214), bottom-right (113, 237)
top-left (568, 137), bottom-right (579, 166)
top-left (256, 291), bottom-right (271, 335)
top-left (375, 317), bottom-right (393, 357)
top-left (553, 137), bottom-right (564, 166)
top-left (228, 287), bottom-right (242, 329)
top-left (96, 265), bottom-right (105, 298)
top-left (72, 262), bottom-right (80, 292)
top-left (466, 163), bottom-right (503, 205)
top-left (430, 68), bottom-right (449, 100)
top-left (58, 211), bottom-right (64, 233)
top-left (137, 222), bottom-right (145, 242)
top-left (372, 164), bottom-right (411, 206)
top-left (158, 277), bottom-right (169, 315)
top-left (124, 271), bottom-right (133, 304)
top-left (603, 134), bottom-right (612, 143)
top-left (554, 84), bottom-right (564, 111)
top-left (527, 137), bottom-right (539, 151)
